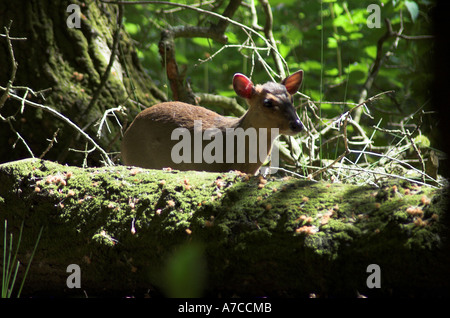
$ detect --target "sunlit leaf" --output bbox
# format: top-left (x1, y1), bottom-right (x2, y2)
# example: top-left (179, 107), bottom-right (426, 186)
top-left (349, 32), bottom-right (363, 40)
top-left (278, 43), bottom-right (291, 58)
top-left (328, 37), bottom-right (337, 48)
top-left (364, 45), bottom-right (377, 59)
top-left (225, 31), bottom-right (238, 44)
top-left (301, 60), bottom-right (323, 72)
top-left (124, 22), bottom-right (140, 36)
top-left (269, 0), bottom-right (297, 5)
top-left (325, 68), bottom-right (339, 76)
top-left (413, 135), bottom-right (431, 148)
top-left (405, 0), bottom-right (419, 22)
top-left (191, 37), bottom-right (212, 48)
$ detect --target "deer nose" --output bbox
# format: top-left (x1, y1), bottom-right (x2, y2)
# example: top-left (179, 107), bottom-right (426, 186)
top-left (289, 119), bottom-right (303, 133)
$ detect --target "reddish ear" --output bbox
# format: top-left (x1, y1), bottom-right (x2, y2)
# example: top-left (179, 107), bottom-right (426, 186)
top-left (281, 70), bottom-right (303, 95)
top-left (233, 73), bottom-right (254, 99)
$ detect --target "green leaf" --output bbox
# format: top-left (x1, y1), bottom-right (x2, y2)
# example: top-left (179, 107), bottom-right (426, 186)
top-left (333, 15), bottom-right (360, 32)
top-left (301, 60), bottom-right (323, 72)
top-left (413, 135), bottom-right (430, 148)
top-left (349, 32), bottom-right (363, 40)
top-left (405, 0), bottom-right (419, 22)
top-left (124, 22), bottom-right (140, 36)
top-left (364, 45), bottom-right (377, 59)
top-left (347, 63), bottom-right (368, 83)
top-left (269, 0), bottom-right (297, 5)
top-left (191, 37), bottom-right (212, 48)
top-left (278, 43), bottom-right (291, 58)
top-left (225, 31), bottom-right (238, 44)
top-left (327, 37), bottom-right (337, 48)
top-left (325, 68), bottom-right (339, 76)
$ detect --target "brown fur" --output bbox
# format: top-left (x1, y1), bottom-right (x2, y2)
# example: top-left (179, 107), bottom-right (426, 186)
top-left (121, 71), bottom-right (304, 174)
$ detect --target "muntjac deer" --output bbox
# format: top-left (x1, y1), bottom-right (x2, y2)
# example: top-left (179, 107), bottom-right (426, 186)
top-left (121, 70), bottom-right (304, 175)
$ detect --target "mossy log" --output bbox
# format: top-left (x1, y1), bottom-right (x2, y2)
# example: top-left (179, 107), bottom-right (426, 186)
top-left (0, 158), bottom-right (449, 298)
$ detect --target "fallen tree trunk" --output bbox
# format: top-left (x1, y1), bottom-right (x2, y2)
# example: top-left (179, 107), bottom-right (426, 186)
top-left (0, 158), bottom-right (449, 297)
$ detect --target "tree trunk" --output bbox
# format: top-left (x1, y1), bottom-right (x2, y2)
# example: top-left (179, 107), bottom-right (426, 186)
top-left (0, 0), bottom-right (165, 166)
top-left (0, 159), bottom-right (448, 297)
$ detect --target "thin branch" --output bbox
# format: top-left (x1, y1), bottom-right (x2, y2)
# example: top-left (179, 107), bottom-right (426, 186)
top-left (259, 0), bottom-right (286, 78)
top-left (0, 115), bottom-right (35, 158)
top-left (100, 1), bottom-right (275, 53)
top-left (0, 34), bottom-right (27, 41)
top-left (171, 25), bottom-right (227, 43)
top-left (249, 0), bottom-right (264, 31)
top-left (163, 0), bottom-right (216, 14)
top-left (39, 128), bottom-right (60, 159)
top-left (0, 21), bottom-right (19, 110)
top-left (310, 91), bottom-right (393, 179)
top-left (349, 149), bottom-right (441, 186)
top-left (158, 29), bottom-right (197, 103)
top-left (372, 111), bottom-right (428, 184)
top-left (196, 44), bottom-right (270, 66)
top-left (196, 93), bottom-right (245, 117)
top-left (214, 0), bottom-right (243, 35)
top-left (96, 106), bottom-right (125, 138)
top-left (353, 16), bottom-right (432, 123)
top-left (333, 165), bottom-right (438, 189)
top-left (1, 90), bottom-right (113, 165)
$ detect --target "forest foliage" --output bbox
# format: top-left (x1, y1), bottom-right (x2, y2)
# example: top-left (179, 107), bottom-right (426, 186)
top-left (0, 0), bottom-right (442, 188)
top-left (121, 0), bottom-right (440, 186)
top-left (0, 0), bottom-right (448, 298)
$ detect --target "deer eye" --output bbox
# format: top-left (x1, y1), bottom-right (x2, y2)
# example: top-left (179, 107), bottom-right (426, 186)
top-left (263, 99), bottom-right (274, 108)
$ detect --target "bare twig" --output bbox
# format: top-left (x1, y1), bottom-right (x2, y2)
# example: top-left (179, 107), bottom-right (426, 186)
top-left (2, 90), bottom-right (113, 165)
top-left (163, 0), bottom-right (216, 14)
top-left (0, 114), bottom-right (35, 158)
top-left (195, 93), bottom-right (245, 117)
top-left (100, 0), bottom-right (279, 58)
top-left (249, 0), bottom-right (264, 31)
top-left (333, 165), bottom-right (438, 188)
top-left (0, 21), bottom-right (19, 110)
top-left (0, 20), bottom-right (112, 165)
top-left (260, 0), bottom-right (287, 78)
top-left (96, 106), bottom-right (125, 138)
top-left (0, 21), bottom-right (35, 157)
top-left (170, 25), bottom-right (228, 43)
top-left (214, 0), bottom-right (243, 35)
top-left (354, 16), bottom-right (433, 123)
top-left (349, 149), bottom-right (441, 186)
top-left (371, 109), bottom-right (427, 184)
top-left (310, 91), bottom-right (393, 179)
top-left (196, 44), bottom-right (270, 66)
top-left (39, 128), bottom-right (60, 159)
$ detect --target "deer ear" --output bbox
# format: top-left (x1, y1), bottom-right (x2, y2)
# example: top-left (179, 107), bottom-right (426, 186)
top-left (282, 70), bottom-right (303, 95)
top-left (233, 73), bottom-right (254, 99)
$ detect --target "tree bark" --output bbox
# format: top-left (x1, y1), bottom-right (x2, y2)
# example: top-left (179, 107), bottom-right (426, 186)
top-left (0, 159), bottom-right (448, 297)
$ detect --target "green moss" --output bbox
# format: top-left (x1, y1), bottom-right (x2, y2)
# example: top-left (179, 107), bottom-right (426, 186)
top-left (0, 159), bottom-right (447, 297)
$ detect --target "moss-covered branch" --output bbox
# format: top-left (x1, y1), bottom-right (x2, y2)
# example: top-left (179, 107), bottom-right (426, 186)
top-left (0, 159), bottom-right (448, 297)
